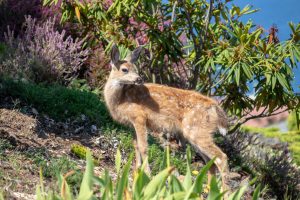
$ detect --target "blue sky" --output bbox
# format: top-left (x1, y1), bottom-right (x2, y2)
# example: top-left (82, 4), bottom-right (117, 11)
top-left (234, 0), bottom-right (300, 92)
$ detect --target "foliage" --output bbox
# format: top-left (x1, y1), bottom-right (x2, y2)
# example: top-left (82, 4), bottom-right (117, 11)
top-left (35, 148), bottom-right (261, 200)
top-left (43, 0), bottom-right (300, 130)
top-left (288, 111), bottom-right (300, 131)
top-left (217, 130), bottom-right (300, 199)
top-left (0, 16), bottom-right (89, 84)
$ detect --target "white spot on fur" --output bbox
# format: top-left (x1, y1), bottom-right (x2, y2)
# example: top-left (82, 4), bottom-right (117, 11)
top-left (216, 158), bottom-right (222, 165)
top-left (218, 126), bottom-right (227, 136)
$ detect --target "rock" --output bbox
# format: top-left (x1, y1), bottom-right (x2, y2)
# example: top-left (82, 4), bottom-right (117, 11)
top-left (31, 108), bottom-right (38, 115)
top-left (81, 114), bottom-right (87, 121)
top-left (91, 125), bottom-right (97, 134)
top-left (11, 192), bottom-right (36, 200)
top-left (74, 126), bottom-right (84, 134)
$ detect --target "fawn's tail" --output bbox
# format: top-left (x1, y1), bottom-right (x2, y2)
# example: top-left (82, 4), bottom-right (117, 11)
top-left (210, 105), bottom-right (229, 136)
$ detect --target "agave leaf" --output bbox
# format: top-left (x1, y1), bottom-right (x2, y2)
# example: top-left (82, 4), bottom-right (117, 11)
top-left (165, 192), bottom-right (187, 200)
top-left (77, 150), bottom-right (94, 200)
top-left (207, 176), bottom-right (222, 200)
top-left (252, 184), bottom-right (261, 200)
top-left (93, 176), bottom-right (105, 187)
top-left (183, 146), bottom-right (192, 190)
top-left (133, 169), bottom-right (150, 200)
top-left (102, 170), bottom-right (113, 200)
top-left (116, 153), bottom-right (134, 200)
top-left (228, 185), bottom-right (247, 200)
top-left (193, 158), bottom-right (215, 194)
top-left (143, 167), bottom-right (175, 199)
top-left (170, 175), bottom-right (184, 193)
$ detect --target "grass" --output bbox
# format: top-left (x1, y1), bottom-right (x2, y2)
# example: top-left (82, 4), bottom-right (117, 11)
top-left (0, 77), bottom-right (187, 175)
top-left (242, 126), bottom-right (300, 165)
top-left (0, 78), bottom-right (109, 125)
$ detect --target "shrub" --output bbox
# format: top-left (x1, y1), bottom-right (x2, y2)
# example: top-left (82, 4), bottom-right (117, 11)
top-left (0, 16), bottom-right (90, 85)
top-left (218, 131), bottom-right (300, 199)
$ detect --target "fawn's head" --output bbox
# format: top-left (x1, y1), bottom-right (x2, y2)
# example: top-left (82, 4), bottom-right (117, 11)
top-left (109, 45), bottom-right (143, 86)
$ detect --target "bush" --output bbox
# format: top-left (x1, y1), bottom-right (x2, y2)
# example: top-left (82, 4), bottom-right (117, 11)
top-left (218, 131), bottom-right (300, 199)
top-left (0, 16), bottom-right (89, 85)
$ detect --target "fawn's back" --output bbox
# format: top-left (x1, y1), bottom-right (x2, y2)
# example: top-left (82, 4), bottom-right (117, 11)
top-left (105, 80), bottom-right (228, 139)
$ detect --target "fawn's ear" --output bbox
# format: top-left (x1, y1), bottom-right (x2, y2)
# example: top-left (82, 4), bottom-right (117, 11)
top-left (111, 44), bottom-right (120, 69)
top-left (127, 46), bottom-right (143, 63)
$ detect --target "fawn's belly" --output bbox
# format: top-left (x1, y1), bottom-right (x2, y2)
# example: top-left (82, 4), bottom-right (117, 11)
top-left (146, 112), bottom-right (182, 134)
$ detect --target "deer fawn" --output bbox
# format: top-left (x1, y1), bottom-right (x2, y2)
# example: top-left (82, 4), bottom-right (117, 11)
top-left (104, 45), bottom-right (230, 193)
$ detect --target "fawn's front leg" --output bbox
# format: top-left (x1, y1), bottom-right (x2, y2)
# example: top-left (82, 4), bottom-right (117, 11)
top-left (133, 117), bottom-right (150, 173)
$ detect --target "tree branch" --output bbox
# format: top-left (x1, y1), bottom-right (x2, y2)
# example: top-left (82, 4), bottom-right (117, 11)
top-left (229, 107), bottom-right (289, 134)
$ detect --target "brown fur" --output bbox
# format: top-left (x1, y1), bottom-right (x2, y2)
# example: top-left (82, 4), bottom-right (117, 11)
top-left (104, 46), bottom-right (230, 194)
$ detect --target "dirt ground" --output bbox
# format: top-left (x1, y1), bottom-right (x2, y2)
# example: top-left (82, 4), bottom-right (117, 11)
top-left (0, 97), bottom-right (117, 199)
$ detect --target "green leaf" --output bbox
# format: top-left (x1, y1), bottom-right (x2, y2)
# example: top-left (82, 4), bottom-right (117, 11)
top-left (252, 184), bottom-right (261, 200)
top-left (165, 192), bottom-right (186, 200)
top-left (241, 64), bottom-right (252, 79)
top-left (193, 158), bottom-right (215, 194)
top-left (143, 167), bottom-right (174, 199)
top-left (277, 73), bottom-right (290, 89)
top-left (115, 148), bottom-right (121, 175)
top-left (184, 158), bottom-right (215, 199)
top-left (207, 176), bottom-right (222, 200)
top-left (234, 65), bottom-right (241, 86)
top-left (170, 175), bottom-right (184, 193)
top-left (271, 75), bottom-right (277, 90)
top-left (77, 150), bottom-right (94, 200)
top-left (183, 146), bottom-right (192, 190)
top-left (228, 185), bottom-right (247, 200)
top-left (116, 153), bottom-right (133, 200)
top-left (133, 169), bottom-right (150, 199)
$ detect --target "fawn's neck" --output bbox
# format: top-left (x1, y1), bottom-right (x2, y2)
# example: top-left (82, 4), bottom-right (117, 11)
top-left (104, 78), bottom-right (124, 112)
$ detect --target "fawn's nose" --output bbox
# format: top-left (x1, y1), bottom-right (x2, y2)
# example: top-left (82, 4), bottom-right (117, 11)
top-left (135, 77), bottom-right (143, 85)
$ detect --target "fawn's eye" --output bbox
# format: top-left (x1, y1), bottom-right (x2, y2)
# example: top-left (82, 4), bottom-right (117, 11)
top-left (121, 68), bottom-right (129, 73)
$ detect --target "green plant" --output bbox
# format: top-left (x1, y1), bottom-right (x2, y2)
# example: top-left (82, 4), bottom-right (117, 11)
top-left (70, 143), bottom-right (100, 165)
top-left (35, 148), bottom-right (261, 200)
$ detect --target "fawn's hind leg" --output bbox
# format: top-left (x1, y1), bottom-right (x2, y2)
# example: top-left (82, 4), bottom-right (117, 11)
top-left (182, 125), bottom-right (230, 195)
top-left (195, 135), bottom-right (229, 194)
